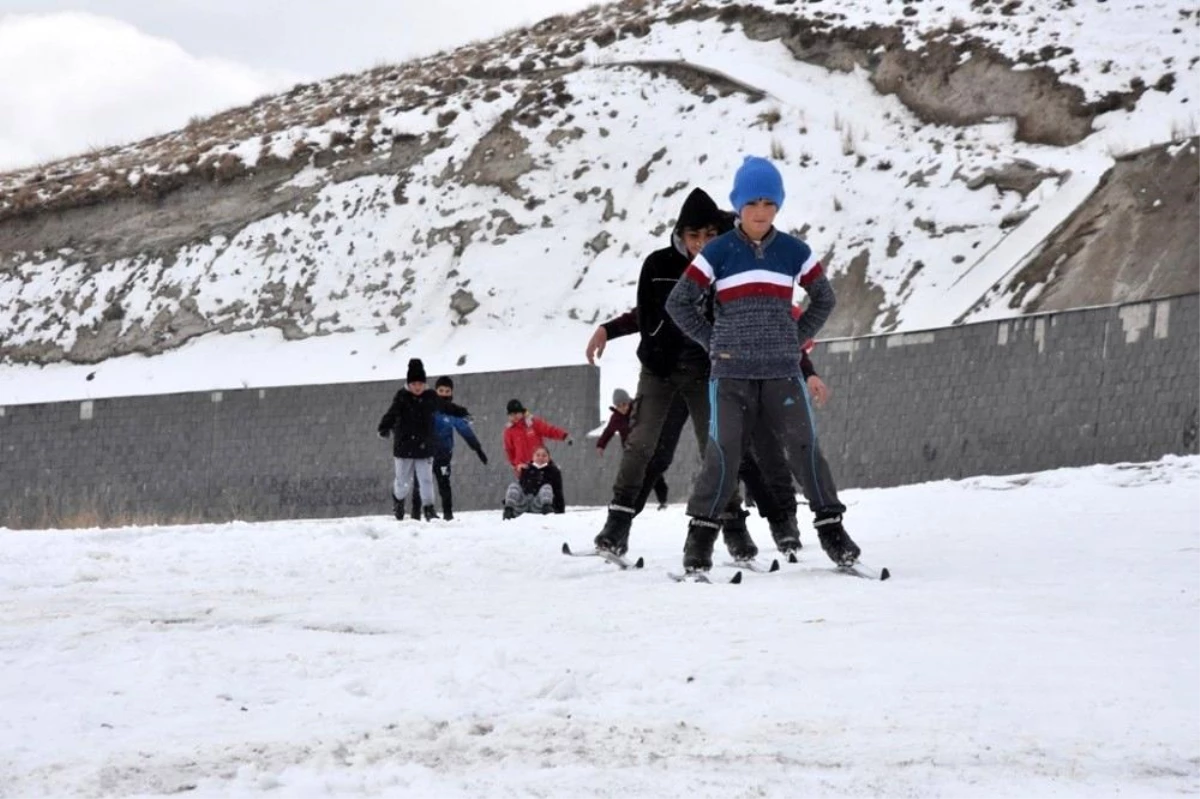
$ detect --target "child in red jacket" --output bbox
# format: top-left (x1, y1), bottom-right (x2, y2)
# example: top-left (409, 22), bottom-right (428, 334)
top-left (503, 398), bottom-right (571, 475)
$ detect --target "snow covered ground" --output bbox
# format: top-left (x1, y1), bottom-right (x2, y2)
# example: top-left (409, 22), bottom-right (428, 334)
top-left (2, 456), bottom-right (1198, 798)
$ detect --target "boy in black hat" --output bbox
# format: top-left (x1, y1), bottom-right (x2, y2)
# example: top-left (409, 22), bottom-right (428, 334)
top-left (377, 358), bottom-right (446, 521)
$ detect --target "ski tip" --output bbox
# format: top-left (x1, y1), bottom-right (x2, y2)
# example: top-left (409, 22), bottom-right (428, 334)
top-left (561, 542), bottom-right (571, 555)
top-left (634, 556), bottom-right (645, 569)
top-left (730, 571), bottom-right (743, 584)
top-left (768, 559), bottom-right (781, 573)
top-left (880, 567), bottom-right (891, 581)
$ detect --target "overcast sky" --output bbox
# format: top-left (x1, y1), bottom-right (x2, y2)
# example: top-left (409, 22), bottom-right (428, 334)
top-left (0, 1), bottom-right (602, 171)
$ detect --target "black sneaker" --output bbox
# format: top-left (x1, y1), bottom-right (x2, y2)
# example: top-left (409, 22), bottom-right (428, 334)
top-left (683, 517), bottom-right (721, 572)
top-left (423, 505), bottom-right (437, 522)
top-left (502, 506), bottom-right (517, 521)
top-left (768, 515), bottom-right (802, 554)
top-left (594, 505), bottom-right (635, 556)
top-left (815, 515), bottom-right (860, 567)
top-left (392, 493), bottom-right (404, 521)
top-left (720, 509), bottom-right (759, 561)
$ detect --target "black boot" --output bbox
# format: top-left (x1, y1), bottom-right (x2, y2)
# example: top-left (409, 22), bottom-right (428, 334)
top-left (815, 514), bottom-right (860, 567)
top-left (423, 504), bottom-right (437, 522)
top-left (768, 515), bottom-right (802, 554)
top-left (392, 493), bottom-right (404, 521)
top-left (502, 506), bottom-right (517, 521)
top-left (594, 505), bottom-right (635, 556)
top-left (720, 508), bottom-right (759, 562)
top-left (443, 499), bottom-right (453, 521)
top-left (683, 518), bottom-right (721, 572)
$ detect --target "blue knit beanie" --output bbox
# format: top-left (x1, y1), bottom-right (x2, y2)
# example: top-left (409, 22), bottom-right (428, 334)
top-left (729, 156), bottom-right (785, 212)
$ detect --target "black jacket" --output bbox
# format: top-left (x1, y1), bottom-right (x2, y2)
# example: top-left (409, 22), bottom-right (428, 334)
top-left (377, 388), bottom-right (443, 458)
top-left (635, 189), bottom-right (733, 377)
top-left (518, 461), bottom-right (565, 513)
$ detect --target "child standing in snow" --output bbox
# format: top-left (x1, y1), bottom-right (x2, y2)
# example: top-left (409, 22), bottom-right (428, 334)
top-left (502, 398), bottom-right (571, 475)
top-left (502, 446), bottom-right (565, 519)
top-left (666, 155), bottom-right (861, 573)
top-left (409, 375), bottom-right (488, 521)
top-left (377, 358), bottom-right (443, 521)
top-left (597, 388), bottom-right (668, 510)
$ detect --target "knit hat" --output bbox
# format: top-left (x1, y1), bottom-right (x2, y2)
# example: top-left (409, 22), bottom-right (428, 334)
top-left (612, 388), bottom-right (632, 406)
top-left (435, 375), bottom-right (454, 390)
top-left (729, 156), bottom-right (785, 212)
top-left (406, 358), bottom-right (427, 384)
top-left (506, 398), bottom-right (526, 414)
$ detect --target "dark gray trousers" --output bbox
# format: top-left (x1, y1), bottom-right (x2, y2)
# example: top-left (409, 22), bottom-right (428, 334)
top-left (611, 364), bottom-right (741, 516)
top-left (686, 377), bottom-right (845, 520)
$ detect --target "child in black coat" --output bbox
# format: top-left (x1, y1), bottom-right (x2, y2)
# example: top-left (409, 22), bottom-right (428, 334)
top-left (377, 358), bottom-right (443, 521)
top-left (502, 447), bottom-right (565, 519)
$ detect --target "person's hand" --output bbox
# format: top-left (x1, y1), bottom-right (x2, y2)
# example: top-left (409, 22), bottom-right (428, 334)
top-left (585, 326), bottom-right (608, 364)
top-left (807, 375), bottom-right (831, 408)
top-left (516, 463), bottom-right (526, 472)
top-left (596, 447), bottom-right (605, 457)
top-left (477, 451), bottom-right (488, 465)
top-left (378, 430), bottom-right (389, 439)
top-left (566, 437), bottom-right (574, 446)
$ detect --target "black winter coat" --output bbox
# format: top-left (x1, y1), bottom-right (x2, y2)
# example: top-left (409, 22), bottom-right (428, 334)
top-left (378, 388), bottom-right (443, 458)
top-left (518, 461), bottom-right (565, 513)
top-left (635, 243), bottom-right (712, 377)
top-left (635, 191), bottom-right (732, 377)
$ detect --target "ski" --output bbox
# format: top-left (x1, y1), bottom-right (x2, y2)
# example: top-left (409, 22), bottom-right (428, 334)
top-left (668, 570), bottom-right (743, 584)
top-left (838, 561), bottom-right (890, 581)
top-left (560, 542), bottom-right (644, 570)
top-left (721, 558), bottom-right (780, 574)
top-left (781, 551), bottom-right (890, 580)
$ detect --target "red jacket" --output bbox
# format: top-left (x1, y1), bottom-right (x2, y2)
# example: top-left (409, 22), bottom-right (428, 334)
top-left (504, 414), bottom-right (568, 473)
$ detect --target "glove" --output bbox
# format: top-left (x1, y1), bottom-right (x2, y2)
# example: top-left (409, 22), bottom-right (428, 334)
top-left (566, 437), bottom-right (574, 446)
top-left (477, 450), bottom-right (489, 465)
top-left (378, 430), bottom-right (389, 439)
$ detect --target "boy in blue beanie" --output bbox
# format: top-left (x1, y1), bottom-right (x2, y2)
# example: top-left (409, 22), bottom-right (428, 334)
top-left (666, 156), bottom-right (862, 573)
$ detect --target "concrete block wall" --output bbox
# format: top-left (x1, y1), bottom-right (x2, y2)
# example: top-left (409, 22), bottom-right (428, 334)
top-left (1, 295), bottom-right (1195, 529)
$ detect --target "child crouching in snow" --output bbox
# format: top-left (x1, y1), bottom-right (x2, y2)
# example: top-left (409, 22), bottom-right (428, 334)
top-left (597, 388), bottom-right (668, 509)
top-left (502, 447), bottom-right (565, 519)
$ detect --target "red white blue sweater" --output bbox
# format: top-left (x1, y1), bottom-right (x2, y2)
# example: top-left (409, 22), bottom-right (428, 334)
top-left (666, 226), bottom-right (836, 380)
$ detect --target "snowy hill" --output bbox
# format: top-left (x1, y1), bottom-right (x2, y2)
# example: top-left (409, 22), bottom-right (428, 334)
top-left (2, 456), bottom-right (1198, 796)
top-left (0, 0), bottom-right (1196, 408)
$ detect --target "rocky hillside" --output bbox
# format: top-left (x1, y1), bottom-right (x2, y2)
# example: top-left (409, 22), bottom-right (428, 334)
top-left (0, 0), bottom-right (1195, 395)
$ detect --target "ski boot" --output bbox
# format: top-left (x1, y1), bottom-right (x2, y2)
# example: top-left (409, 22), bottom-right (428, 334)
top-left (768, 515), bottom-right (802, 557)
top-left (720, 508), bottom-right (759, 562)
top-left (682, 517), bottom-right (721, 572)
top-left (392, 493), bottom-right (404, 521)
top-left (593, 504), bottom-right (635, 556)
top-left (423, 505), bottom-right (437, 522)
top-left (815, 514), bottom-right (860, 567)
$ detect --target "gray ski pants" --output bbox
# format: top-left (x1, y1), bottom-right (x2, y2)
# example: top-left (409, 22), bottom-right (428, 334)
top-left (687, 376), bottom-right (845, 521)
top-left (504, 482), bottom-right (555, 516)
top-left (393, 457), bottom-right (435, 507)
